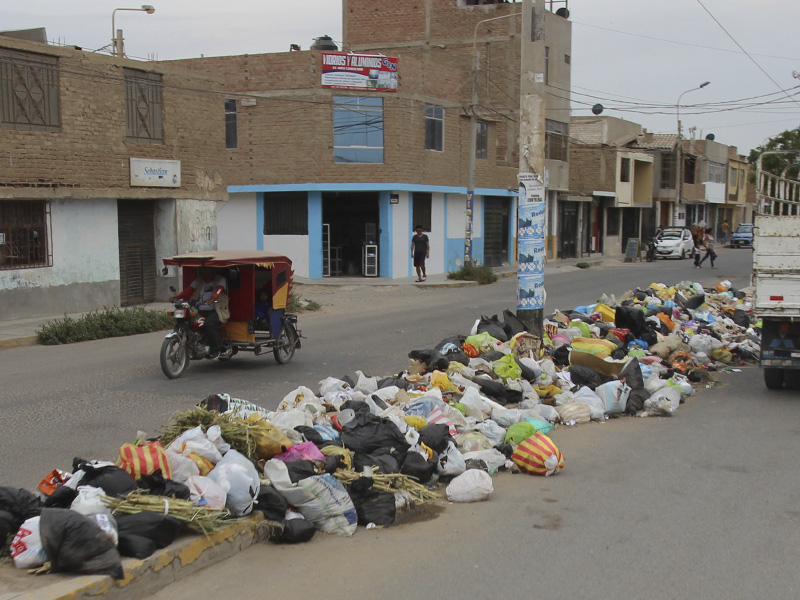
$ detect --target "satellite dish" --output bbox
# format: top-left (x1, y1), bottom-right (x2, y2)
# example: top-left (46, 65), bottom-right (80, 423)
top-left (592, 104), bottom-right (604, 115)
top-left (705, 133), bottom-right (715, 141)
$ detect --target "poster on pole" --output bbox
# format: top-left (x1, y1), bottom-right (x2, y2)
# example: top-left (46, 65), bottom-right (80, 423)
top-left (517, 172), bottom-right (546, 310)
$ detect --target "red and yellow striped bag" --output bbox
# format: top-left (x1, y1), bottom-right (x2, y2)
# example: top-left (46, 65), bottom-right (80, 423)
top-left (511, 433), bottom-right (564, 476)
top-left (117, 441), bottom-right (172, 480)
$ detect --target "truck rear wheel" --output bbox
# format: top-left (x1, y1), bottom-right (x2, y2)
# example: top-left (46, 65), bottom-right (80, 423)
top-left (784, 370), bottom-right (800, 391)
top-left (764, 368), bottom-right (784, 390)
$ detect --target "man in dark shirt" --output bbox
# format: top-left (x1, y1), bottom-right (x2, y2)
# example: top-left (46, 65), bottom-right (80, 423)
top-left (411, 225), bottom-right (430, 282)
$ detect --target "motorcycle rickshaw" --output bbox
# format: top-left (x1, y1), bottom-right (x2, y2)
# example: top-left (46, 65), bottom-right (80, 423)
top-left (159, 250), bottom-right (301, 379)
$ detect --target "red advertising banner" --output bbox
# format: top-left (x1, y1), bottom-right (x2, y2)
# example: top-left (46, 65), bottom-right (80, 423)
top-left (321, 52), bottom-right (398, 92)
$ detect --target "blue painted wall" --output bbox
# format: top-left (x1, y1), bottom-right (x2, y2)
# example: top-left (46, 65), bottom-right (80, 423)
top-left (308, 191), bottom-right (323, 279)
top-left (379, 191), bottom-right (392, 278)
top-left (256, 193), bottom-right (264, 251)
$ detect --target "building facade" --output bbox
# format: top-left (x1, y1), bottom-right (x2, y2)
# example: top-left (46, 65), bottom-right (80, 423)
top-left (0, 35), bottom-right (227, 319)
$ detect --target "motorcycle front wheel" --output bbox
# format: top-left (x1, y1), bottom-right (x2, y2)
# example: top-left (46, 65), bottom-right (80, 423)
top-left (160, 335), bottom-right (189, 379)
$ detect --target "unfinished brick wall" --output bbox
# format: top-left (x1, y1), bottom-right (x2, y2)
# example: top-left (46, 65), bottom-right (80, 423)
top-left (0, 37), bottom-right (226, 200)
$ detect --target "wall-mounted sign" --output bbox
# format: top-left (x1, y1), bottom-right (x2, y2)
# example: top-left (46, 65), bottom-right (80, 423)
top-left (390, 193), bottom-right (399, 205)
top-left (322, 52), bottom-right (398, 92)
top-left (130, 158), bottom-right (181, 188)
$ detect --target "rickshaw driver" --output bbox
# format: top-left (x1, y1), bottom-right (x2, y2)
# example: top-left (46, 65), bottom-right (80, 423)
top-left (170, 267), bottom-right (227, 359)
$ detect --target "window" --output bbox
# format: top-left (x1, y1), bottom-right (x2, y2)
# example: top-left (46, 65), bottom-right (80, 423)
top-left (708, 161), bottom-right (725, 184)
top-left (264, 192), bottom-right (308, 235)
top-left (660, 154), bottom-right (675, 189)
top-left (476, 121), bottom-right (488, 159)
top-left (424, 104), bottom-right (444, 151)
top-left (0, 49), bottom-right (59, 131)
top-left (620, 157), bottom-right (631, 183)
top-left (606, 208), bottom-right (620, 236)
top-left (333, 96), bottom-right (384, 163)
top-left (0, 201), bottom-right (51, 269)
top-left (413, 192), bottom-right (432, 231)
top-left (545, 119), bottom-right (568, 161)
top-left (225, 99), bottom-right (237, 149)
top-left (683, 156), bottom-right (696, 184)
top-left (124, 68), bottom-right (163, 142)
top-left (544, 46), bottom-right (550, 85)
top-left (730, 167), bottom-right (737, 187)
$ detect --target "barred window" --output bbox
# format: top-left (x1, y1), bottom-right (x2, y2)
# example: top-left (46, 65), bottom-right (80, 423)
top-left (0, 201), bottom-right (51, 269)
top-left (125, 68), bottom-right (163, 142)
top-left (264, 192), bottom-right (308, 235)
top-left (476, 121), bottom-right (488, 159)
top-left (620, 157), bottom-right (631, 183)
top-left (424, 104), bottom-right (443, 151)
top-left (225, 99), bottom-right (237, 149)
top-left (545, 119), bottom-right (568, 162)
top-left (413, 192), bottom-right (432, 231)
top-left (660, 154), bottom-right (675, 189)
top-left (0, 49), bottom-right (60, 131)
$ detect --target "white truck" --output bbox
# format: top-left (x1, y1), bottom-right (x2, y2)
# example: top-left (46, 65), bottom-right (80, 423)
top-left (753, 151), bottom-right (800, 390)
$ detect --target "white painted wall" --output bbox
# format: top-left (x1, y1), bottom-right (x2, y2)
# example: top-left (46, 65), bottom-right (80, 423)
top-left (262, 235), bottom-right (309, 278)
top-left (392, 191), bottom-right (411, 278)
top-left (218, 193), bottom-right (258, 250)
top-left (429, 192), bottom-right (446, 274)
top-left (176, 199), bottom-right (217, 252)
top-left (0, 198), bottom-right (118, 291)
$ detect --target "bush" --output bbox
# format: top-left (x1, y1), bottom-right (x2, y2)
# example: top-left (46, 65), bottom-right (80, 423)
top-left (447, 262), bottom-right (498, 285)
top-left (287, 295), bottom-right (321, 313)
top-left (576, 262), bottom-right (591, 269)
top-left (37, 307), bottom-right (174, 345)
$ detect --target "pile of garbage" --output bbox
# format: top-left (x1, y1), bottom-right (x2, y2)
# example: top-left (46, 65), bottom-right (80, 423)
top-left (2, 279), bottom-right (759, 580)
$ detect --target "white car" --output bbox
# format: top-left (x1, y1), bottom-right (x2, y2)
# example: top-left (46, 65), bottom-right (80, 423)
top-left (653, 227), bottom-right (695, 259)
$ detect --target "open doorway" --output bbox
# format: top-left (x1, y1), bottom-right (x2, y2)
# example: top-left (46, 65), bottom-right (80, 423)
top-left (322, 192), bottom-right (379, 276)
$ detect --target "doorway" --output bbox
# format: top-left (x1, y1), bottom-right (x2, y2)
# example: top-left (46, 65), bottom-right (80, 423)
top-left (558, 201), bottom-right (578, 258)
top-left (118, 200), bottom-right (156, 306)
top-left (483, 196), bottom-right (510, 267)
top-left (322, 192), bottom-right (379, 276)
top-left (621, 208), bottom-right (640, 254)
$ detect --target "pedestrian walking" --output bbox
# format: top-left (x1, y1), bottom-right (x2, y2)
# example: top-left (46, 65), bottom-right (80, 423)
top-left (721, 220), bottom-right (729, 245)
top-left (411, 225), bottom-right (430, 282)
top-left (697, 227), bottom-right (716, 268)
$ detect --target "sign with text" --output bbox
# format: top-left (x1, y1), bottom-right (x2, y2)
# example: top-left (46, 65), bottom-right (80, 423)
top-left (322, 53), bottom-right (398, 92)
top-left (517, 173), bottom-right (546, 310)
top-left (518, 273), bottom-right (546, 310)
top-left (130, 158), bottom-right (181, 188)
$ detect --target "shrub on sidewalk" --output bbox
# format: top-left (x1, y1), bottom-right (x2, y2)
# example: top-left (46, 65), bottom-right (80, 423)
top-left (447, 262), bottom-right (498, 285)
top-left (37, 307), bottom-right (174, 345)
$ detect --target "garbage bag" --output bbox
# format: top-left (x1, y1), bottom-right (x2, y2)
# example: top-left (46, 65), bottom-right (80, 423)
top-left (400, 451), bottom-right (436, 484)
top-left (504, 422), bottom-right (537, 446)
top-left (568, 364), bottom-right (603, 390)
top-left (417, 423), bottom-right (454, 454)
top-left (493, 353), bottom-right (522, 381)
top-left (43, 485), bottom-right (77, 509)
top-left (615, 305), bottom-right (647, 338)
top-left (272, 515), bottom-right (316, 544)
top-left (208, 449), bottom-right (260, 517)
top-left (626, 388), bottom-right (650, 415)
top-left (619, 358), bottom-right (644, 390)
top-left (511, 433), bottom-right (565, 476)
top-left (595, 381), bottom-right (631, 415)
top-left (284, 459), bottom-right (319, 483)
top-left (137, 469), bottom-right (191, 500)
top-left (408, 349), bottom-right (449, 372)
top-left (477, 315), bottom-right (509, 342)
top-left (378, 376), bottom-right (410, 390)
top-left (0, 486), bottom-right (43, 532)
top-left (10, 516), bottom-right (47, 569)
top-left (446, 470), bottom-right (494, 502)
top-left (70, 486), bottom-right (110, 516)
top-left (732, 309), bottom-right (751, 328)
top-left (474, 376), bottom-right (522, 405)
top-left (348, 479), bottom-right (396, 527)
top-left (341, 413), bottom-right (410, 455)
top-left (353, 448), bottom-right (401, 474)
top-left (555, 401), bottom-right (591, 424)
top-left (185, 476), bottom-right (227, 510)
top-left (252, 485), bottom-right (288, 522)
top-left (39, 508), bottom-right (123, 579)
top-left (476, 420), bottom-right (507, 447)
top-left (502, 309), bottom-right (528, 338)
top-left (681, 293), bottom-right (706, 310)
top-left (0, 510), bottom-right (16, 542)
top-left (72, 460), bottom-right (138, 498)
top-left (115, 512), bottom-right (184, 559)
top-left (437, 441), bottom-right (467, 477)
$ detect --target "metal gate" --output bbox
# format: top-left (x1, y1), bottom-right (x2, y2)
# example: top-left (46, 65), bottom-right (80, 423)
top-left (118, 201), bottom-right (156, 306)
top-left (559, 202), bottom-right (578, 258)
top-left (483, 197), bottom-right (510, 267)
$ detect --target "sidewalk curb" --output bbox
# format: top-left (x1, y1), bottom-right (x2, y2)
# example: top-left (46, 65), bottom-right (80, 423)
top-left (6, 516), bottom-right (271, 600)
top-left (0, 336), bottom-right (38, 350)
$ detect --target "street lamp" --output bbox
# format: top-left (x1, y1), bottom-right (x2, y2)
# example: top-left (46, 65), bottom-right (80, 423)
top-left (112, 5), bottom-right (156, 57)
top-left (675, 81), bottom-right (709, 225)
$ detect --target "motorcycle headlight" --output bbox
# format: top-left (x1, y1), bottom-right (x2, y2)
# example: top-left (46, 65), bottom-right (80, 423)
top-left (173, 308), bottom-right (186, 318)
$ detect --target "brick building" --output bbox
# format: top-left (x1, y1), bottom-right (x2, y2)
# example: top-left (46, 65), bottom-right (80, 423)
top-left (0, 34), bottom-right (227, 319)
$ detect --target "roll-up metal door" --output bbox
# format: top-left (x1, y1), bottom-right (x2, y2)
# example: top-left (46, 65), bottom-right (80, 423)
top-left (484, 197), bottom-right (510, 267)
top-left (118, 200), bottom-right (156, 306)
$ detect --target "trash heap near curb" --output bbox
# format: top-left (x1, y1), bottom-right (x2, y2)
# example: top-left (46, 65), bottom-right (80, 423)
top-left (2, 279), bottom-right (760, 581)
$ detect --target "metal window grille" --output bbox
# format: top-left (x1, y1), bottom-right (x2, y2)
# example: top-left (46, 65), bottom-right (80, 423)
top-left (545, 119), bottom-right (568, 162)
top-left (225, 99), bottom-right (237, 149)
top-left (0, 200), bottom-right (52, 269)
top-left (0, 49), bottom-right (60, 131)
top-left (264, 192), bottom-right (308, 235)
top-left (125, 68), bottom-right (163, 142)
top-left (476, 121), bottom-right (488, 159)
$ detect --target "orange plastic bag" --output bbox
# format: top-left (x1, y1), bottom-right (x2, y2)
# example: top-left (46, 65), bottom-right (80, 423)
top-left (37, 469), bottom-right (68, 496)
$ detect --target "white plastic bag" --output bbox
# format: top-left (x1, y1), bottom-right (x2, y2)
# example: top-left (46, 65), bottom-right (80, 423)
top-left (595, 381), bottom-right (631, 415)
top-left (208, 449), bottom-right (260, 516)
top-left (171, 426), bottom-right (222, 464)
top-left (572, 386), bottom-right (606, 421)
top-left (206, 425), bottom-right (231, 455)
top-left (477, 420), bottom-right (507, 446)
top-left (644, 386), bottom-right (682, 416)
top-left (319, 377), bottom-right (349, 396)
top-left (186, 475), bottom-right (227, 510)
top-left (268, 407), bottom-right (312, 431)
top-left (459, 387), bottom-right (489, 420)
top-left (460, 449), bottom-right (507, 472)
top-left (446, 470), bottom-right (494, 503)
top-left (437, 441), bottom-right (467, 476)
top-left (279, 386), bottom-right (319, 411)
top-left (165, 447), bottom-right (200, 484)
top-left (10, 516), bottom-right (47, 569)
top-left (355, 370), bottom-right (379, 394)
top-left (70, 485), bottom-right (111, 516)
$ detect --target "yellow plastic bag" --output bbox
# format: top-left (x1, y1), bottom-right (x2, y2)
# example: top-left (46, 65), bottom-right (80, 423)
top-left (571, 337), bottom-right (617, 358)
top-left (404, 415), bottom-right (428, 430)
top-left (594, 304), bottom-right (616, 322)
top-left (246, 415), bottom-right (293, 460)
top-left (430, 370), bottom-right (459, 392)
top-left (320, 445), bottom-right (352, 470)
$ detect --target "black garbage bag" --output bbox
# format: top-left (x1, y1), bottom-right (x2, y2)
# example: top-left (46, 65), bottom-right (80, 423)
top-left (434, 338), bottom-right (470, 365)
top-left (0, 510), bottom-right (16, 541)
top-left (619, 357), bottom-right (645, 390)
top-left (639, 325), bottom-right (659, 347)
top-left (353, 448), bottom-right (400, 474)
top-left (611, 347), bottom-right (628, 360)
top-left (252, 485), bottom-right (288, 522)
top-left (285, 460), bottom-right (318, 484)
top-left (482, 349), bottom-right (505, 362)
top-left (515, 357), bottom-right (538, 382)
top-left (272, 517), bottom-right (316, 544)
top-left (43, 485), bottom-right (77, 509)
top-left (200, 393), bottom-right (229, 413)
top-left (400, 452), bottom-right (436, 484)
top-left (502, 309), bottom-right (528, 338)
top-left (341, 413), bottom-right (409, 455)
top-left (569, 364), bottom-right (603, 390)
top-left (137, 469), bottom-right (191, 500)
top-left (294, 425), bottom-right (326, 447)
top-left (339, 374), bottom-right (356, 388)
top-left (477, 315), bottom-right (508, 342)
top-left (0, 487), bottom-right (43, 532)
top-left (615, 305), bottom-right (647, 338)
top-left (350, 488), bottom-right (396, 527)
top-left (73, 459), bottom-right (137, 497)
top-left (378, 376), bottom-right (410, 390)
top-left (625, 388), bottom-right (650, 414)
top-left (408, 349), bottom-right (449, 372)
top-left (682, 293), bottom-right (706, 310)
top-left (115, 512), bottom-right (185, 559)
top-left (39, 508), bottom-right (123, 579)
top-left (340, 399), bottom-right (372, 419)
top-left (324, 455), bottom-right (346, 473)
top-left (552, 345), bottom-right (571, 367)
top-left (417, 423), bottom-right (453, 455)
top-left (434, 335), bottom-right (465, 352)
top-left (473, 375), bottom-right (523, 405)
top-left (732, 309), bottom-right (751, 328)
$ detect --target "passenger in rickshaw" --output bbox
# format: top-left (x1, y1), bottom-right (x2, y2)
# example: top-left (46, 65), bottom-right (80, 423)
top-left (254, 287), bottom-right (271, 331)
top-left (171, 267), bottom-right (227, 359)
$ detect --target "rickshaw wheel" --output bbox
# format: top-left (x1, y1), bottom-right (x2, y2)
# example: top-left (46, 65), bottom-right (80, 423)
top-left (273, 323), bottom-right (298, 364)
top-left (160, 336), bottom-right (188, 379)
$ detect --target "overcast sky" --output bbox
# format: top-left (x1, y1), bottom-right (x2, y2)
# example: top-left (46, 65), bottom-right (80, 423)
top-left (5, 0), bottom-right (798, 155)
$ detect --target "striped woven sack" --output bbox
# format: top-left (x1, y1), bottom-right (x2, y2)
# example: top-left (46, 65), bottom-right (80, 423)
top-left (426, 406), bottom-right (457, 436)
top-left (117, 441), bottom-right (172, 480)
top-left (511, 433), bottom-right (564, 476)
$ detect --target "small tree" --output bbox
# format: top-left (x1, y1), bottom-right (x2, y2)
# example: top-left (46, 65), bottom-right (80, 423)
top-left (747, 126), bottom-right (800, 176)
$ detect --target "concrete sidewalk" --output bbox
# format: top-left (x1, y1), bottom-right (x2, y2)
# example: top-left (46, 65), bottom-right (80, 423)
top-left (0, 254), bottom-right (623, 348)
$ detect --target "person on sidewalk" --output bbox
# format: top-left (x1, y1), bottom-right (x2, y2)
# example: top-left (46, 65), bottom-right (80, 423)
top-left (171, 267), bottom-right (228, 358)
top-left (411, 225), bottom-right (430, 282)
top-left (721, 220), bottom-right (729, 245)
top-left (697, 227), bottom-right (716, 268)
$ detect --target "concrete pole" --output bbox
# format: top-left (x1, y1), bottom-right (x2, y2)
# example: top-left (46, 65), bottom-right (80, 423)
top-left (675, 82), bottom-right (709, 226)
top-left (516, 0), bottom-right (545, 338)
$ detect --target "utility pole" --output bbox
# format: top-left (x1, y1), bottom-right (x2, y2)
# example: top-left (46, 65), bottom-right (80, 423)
top-left (515, 0), bottom-right (546, 339)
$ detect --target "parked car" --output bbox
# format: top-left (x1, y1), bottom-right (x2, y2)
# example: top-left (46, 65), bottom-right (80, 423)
top-left (730, 223), bottom-right (754, 248)
top-left (653, 227), bottom-right (695, 259)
